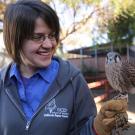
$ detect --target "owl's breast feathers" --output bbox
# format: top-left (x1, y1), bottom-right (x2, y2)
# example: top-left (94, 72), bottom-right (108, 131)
top-left (105, 61), bottom-right (132, 93)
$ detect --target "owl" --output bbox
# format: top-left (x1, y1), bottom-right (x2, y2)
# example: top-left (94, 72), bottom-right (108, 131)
top-left (105, 51), bottom-right (133, 134)
top-left (105, 51), bottom-right (135, 99)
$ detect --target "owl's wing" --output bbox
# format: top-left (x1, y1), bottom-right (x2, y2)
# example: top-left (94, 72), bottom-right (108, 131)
top-left (123, 61), bottom-right (135, 86)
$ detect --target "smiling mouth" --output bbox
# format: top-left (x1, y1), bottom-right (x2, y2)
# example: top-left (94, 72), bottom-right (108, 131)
top-left (37, 51), bottom-right (52, 56)
top-left (37, 48), bottom-right (54, 56)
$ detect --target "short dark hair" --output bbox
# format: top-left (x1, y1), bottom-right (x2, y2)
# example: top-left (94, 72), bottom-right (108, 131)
top-left (3, 0), bottom-right (60, 64)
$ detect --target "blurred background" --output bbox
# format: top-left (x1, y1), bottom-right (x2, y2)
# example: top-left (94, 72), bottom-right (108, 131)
top-left (1, 0), bottom-right (135, 74)
top-left (0, 0), bottom-right (135, 134)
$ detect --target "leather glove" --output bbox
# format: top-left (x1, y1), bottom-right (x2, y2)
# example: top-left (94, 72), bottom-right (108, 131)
top-left (94, 99), bottom-right (128, 135)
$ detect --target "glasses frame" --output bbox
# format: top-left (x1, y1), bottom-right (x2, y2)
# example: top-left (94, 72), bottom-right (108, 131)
top-left (30, 32), bottom-right (56, 43)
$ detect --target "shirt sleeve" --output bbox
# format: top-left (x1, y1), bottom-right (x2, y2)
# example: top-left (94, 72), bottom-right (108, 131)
top-left (68, 73), bottom-right (97, 135)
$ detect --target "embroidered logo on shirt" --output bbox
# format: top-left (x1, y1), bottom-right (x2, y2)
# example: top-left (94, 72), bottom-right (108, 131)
top-left (44, 99), bottom-right (69, 118)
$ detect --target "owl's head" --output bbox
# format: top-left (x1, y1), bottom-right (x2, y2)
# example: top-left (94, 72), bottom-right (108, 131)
top-left (106, 52), bottom-right (121, 64)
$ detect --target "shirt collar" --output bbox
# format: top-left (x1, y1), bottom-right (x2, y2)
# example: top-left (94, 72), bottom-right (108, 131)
top-left (9, 59), bottom-right (59, 83)
top-left (9, 63), bottom-right (21, 81)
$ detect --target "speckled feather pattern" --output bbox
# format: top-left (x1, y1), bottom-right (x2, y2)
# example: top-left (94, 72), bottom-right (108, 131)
top-left (105, 53), bottom-right (132, 135)
top-left (105, 60), bottom-right (135, 93)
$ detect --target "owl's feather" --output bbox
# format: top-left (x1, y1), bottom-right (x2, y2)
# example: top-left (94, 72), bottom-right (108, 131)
top-left (105, 52), bottom-right (135, 95)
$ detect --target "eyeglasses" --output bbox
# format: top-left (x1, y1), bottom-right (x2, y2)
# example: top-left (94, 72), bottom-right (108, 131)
top-left (30, 33), bottom-right (56, 43)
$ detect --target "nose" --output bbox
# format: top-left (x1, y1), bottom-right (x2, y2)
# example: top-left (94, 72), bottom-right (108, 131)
top-left (42, 37), bottom-right (53, 48)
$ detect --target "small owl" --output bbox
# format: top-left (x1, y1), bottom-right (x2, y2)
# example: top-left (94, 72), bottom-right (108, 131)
top-left (105, 51), bottom-right (135, 99)
top-left (105, 51), bottom-right (133, 134)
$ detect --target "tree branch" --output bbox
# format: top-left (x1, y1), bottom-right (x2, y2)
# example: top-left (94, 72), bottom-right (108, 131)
top-left (60, 7), bottom-right (102, 42)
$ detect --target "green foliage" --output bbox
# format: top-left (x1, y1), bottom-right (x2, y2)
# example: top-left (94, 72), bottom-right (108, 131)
top-left (59, 0), bottom-right (100, 8)
top-left (82, 0), bottom-right (100, 5)
top-left (110, 0), bottom-right (135, 16)
top-left (107, 8), bottom-right (135, 47)
top-left (59, 0), bottom-right (80, 9)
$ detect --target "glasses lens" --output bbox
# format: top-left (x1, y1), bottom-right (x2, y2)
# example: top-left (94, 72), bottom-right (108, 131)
top-left (31, 34), bottom-right (43, 42)
top-left (48, 33), bottom-right (56, 41)
top-left (30, 33), bottom-right (56, 43)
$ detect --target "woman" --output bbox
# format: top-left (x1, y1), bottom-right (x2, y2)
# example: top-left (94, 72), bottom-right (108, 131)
top-left (0, 0), bottom-right (127, 135)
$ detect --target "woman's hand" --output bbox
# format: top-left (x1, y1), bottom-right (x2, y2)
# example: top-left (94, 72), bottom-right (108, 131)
top-left (94, 99), bottom-right (128, 135)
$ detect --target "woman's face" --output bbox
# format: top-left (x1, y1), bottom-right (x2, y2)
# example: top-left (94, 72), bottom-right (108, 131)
top-left (21, 17), bottom-right (57, 73)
